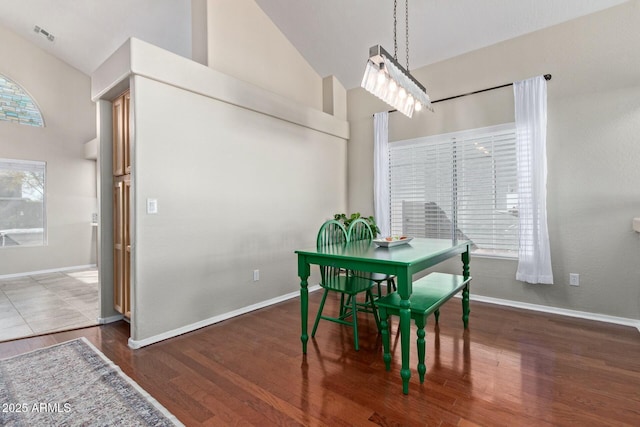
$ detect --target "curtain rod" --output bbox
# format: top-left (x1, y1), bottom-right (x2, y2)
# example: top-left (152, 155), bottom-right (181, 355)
top-left (381, 74), bottom-right (552, 115)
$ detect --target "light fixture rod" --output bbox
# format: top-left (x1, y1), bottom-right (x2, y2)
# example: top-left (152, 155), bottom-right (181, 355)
top-left (361, 0), bottom-right (431, 117)
top-left (432, 74), bottom-right (552, 104)
top-left (380, 74), bottom-right (552, 115)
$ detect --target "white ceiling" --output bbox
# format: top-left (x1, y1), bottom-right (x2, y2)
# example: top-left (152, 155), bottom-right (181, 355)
top-left (0, 0), bottom-right (191, 76)
top-left (0, 0), bottom-right (629, 89)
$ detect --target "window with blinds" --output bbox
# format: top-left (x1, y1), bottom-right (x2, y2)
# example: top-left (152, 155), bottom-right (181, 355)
top-left (389, 123), bottom-right (518, 257)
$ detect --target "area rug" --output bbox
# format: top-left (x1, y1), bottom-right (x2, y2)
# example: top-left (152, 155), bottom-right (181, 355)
top-left (0, 338), bottom-right (183, 426)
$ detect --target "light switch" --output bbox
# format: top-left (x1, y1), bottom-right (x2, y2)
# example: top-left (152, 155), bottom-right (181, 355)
top-left (147, 198), bottom-right (158, 214)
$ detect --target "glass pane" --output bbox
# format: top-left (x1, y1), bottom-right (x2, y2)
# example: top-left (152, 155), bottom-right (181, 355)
top-left (0, 74), bottom-right (45, 127)
top-left (389, 124), bottom-right (518, 257)
top-left (0, 159), bottom-right (46, 247)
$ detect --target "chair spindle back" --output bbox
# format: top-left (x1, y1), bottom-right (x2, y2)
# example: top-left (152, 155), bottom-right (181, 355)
top-left (347, 218), bottom-right (374, 242)
top-left (316, 220), bottom-right (348, 284)
top-left (346, 218), bottom-right (374, 280)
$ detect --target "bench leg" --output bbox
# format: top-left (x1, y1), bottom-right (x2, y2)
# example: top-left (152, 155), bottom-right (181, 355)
top-left (462, 284), bottom-right (470, 329)
top-left (379, 307), bottom-right (392, 371)
top-left (415, 315), bottom-right (427, 383)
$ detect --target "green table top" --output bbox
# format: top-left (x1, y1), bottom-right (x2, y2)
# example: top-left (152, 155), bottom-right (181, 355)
top-left (295, 237), bottom-right (471, 268)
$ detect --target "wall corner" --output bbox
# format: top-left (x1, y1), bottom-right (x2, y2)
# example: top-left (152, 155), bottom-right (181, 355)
top-left (323, 75), bottom-right (348, 121)
top-left (191, 0), bottom-right (208, 66)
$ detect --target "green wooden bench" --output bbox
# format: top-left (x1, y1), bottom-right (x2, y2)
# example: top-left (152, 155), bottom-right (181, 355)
top-left (377, 272), bottom-right (472, 384)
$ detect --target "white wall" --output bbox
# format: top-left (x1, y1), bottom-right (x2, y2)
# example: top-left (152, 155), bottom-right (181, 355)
top-left (132, 75), bottom-right (345, 340)
top-left (205, 0), bottom-right (324, 110)
top-left (347, 2), bottom-right (640, 321)
top-left (92, 37), bottom-right (348, 345)
top-left (0, 24), bottom-right (96, 275)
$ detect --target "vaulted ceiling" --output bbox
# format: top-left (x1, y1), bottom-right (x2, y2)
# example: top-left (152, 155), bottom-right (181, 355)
top-left (0, 0), bottom-right (629, 89)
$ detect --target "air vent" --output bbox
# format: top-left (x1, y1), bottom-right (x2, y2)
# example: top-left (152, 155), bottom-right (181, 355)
top-left (33, 25), bottom-right (55, 42)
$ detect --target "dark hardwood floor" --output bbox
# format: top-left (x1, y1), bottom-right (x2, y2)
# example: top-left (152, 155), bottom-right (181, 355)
top-left (1, 291), bottom-right (639, 426)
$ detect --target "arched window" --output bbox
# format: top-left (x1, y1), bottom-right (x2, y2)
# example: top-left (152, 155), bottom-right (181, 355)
top-left (0, 74), bottom-right (44, 127)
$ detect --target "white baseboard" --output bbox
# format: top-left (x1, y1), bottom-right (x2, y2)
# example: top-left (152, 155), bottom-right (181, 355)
top-left (128, 285), bottom-right (322, 349)
top-left (466, 293), bottom-right (640, 333)
top-left (0, 264), bottom-right (97, 280)
top-left (98, 314), bottom-right (124, 324)
top-left (125, 285), bottom-right (637, 349)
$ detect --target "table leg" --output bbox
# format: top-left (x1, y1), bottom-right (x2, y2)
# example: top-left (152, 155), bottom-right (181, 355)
top-left (396, 270), bottom-right (412, 394)
top-left (298, 259), bottom-right (310, 354)
top-left (300, 276), bottom-right (309, 353)
top-left (394, 269), bottom-right (411, 394)
top-left (399, 298), bottom-right (411, 394)
top-left (462, 248), bottom-right (470, 329)
top-left (462, 246), bottom-right (470, 279)
top-left (462, 284), bottom-right (470, 329)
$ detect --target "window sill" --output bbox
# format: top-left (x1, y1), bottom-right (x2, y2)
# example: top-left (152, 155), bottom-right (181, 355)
top-left (471, 249), bottom-right (518, 260)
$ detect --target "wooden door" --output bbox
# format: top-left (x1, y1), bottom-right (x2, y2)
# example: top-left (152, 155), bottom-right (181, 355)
top-left (113, 90), bottom-right (130, 176)
top-left (113, 178), bottom-right (125, 314)
top-left (123, 177), bottom-right (131, 317)
top-left (123, 91), bottom-right (131, 174)
top-left (112, 95), bottom-right (125, 176)
top-left (113, 175), bottom-right (131, 317)
top-left (113, 89), bottom-right (131, 317)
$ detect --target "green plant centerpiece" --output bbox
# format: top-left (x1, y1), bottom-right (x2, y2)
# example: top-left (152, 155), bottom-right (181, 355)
top-left (334, 212), bottom-right (380, 237)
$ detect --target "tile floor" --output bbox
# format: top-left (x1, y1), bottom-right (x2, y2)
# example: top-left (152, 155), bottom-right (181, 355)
top-left (0, 268), bottom-right (99, 342)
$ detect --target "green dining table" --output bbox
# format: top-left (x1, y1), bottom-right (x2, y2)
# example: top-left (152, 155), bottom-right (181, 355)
top-left (295, 237), bottom-right (471, 394)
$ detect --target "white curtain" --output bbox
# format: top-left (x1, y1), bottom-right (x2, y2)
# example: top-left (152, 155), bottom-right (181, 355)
top-left (514, 76), bottom-right (554, 284)
top-left (373, 112), bottom-right (390, 238)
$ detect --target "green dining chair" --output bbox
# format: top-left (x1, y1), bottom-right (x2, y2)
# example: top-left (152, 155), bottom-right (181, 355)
top-left (346, 218), bottom-right (396, 299)
top-left (311, 219), bottom-right (380, 351)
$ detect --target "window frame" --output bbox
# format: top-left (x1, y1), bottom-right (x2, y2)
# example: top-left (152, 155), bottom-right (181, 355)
top-left (389, 123), bottom-right (519, 259)
top-left (0, 74), bottom-right (45, 127)
top-left (0, 158), bottom-right (47, 248)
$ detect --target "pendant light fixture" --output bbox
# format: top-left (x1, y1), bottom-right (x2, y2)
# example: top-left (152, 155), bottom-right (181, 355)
top-left (361, 0), bottom-right (432, 117)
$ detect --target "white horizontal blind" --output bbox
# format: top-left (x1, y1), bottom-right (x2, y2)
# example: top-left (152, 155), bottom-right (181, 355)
top-left (389, 124), bottom-right (519, 257)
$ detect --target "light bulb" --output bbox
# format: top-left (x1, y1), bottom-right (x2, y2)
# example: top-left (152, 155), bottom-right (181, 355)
top-left (388, 79), bottom-right (397, 92)
top-left (406, 95), bottom-right (414, 108)
top-left (415, 101), bottom-right (422, 112)
top-left (398, 87), bottom-right (407, 99)
top-left (404, 96), bottom-right (415, 114)
top-left (377, 69), bottom-right (386, 84)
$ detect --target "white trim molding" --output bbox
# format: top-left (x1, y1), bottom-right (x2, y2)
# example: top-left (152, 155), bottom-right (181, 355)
top-left (98, 314), bottom-right (125, 325)
top-left (468, 293), bottom-right (640, 333)
top-left (128, 285), bottom-right (322, 349)
top-left (0, 264), bottom-right (97, 280)
top-left (128, 287), bottom-right (638, 349)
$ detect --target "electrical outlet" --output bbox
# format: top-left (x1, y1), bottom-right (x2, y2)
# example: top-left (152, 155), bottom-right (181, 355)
top-left (253, 269), bottom-right (260, 282)
top-left (569, 273), bottom-right (580, 286)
